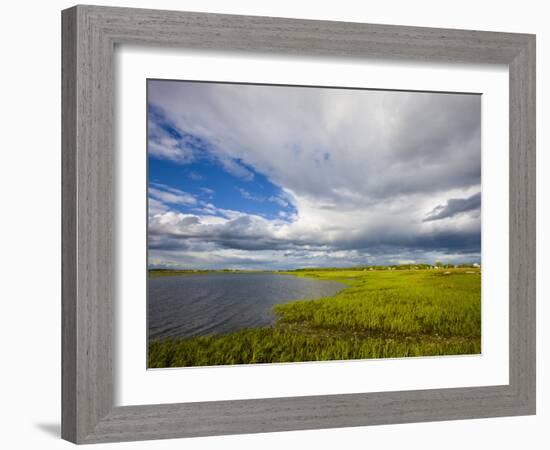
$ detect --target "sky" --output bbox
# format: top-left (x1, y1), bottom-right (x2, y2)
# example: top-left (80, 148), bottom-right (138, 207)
top-left (147, 80), bottom-right (481, 270)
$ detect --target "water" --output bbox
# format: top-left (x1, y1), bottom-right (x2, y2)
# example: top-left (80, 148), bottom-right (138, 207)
top-left (148, 272), bottom-right (344, 341)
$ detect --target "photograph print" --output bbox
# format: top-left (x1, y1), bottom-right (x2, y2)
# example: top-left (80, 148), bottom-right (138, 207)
top-left (147, 79), bottom-right (482, 369)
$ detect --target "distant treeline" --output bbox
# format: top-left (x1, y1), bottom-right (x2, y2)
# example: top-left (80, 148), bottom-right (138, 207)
top-left (284, 263), bottom-right (480, 272)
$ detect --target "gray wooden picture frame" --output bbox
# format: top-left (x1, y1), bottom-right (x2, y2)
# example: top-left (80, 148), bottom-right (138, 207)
top-left (61, 5), bottom-right (536, 444)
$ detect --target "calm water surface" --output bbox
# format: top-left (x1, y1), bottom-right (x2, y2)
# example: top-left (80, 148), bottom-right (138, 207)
top-left (148, 273), bottom-right (344, 341)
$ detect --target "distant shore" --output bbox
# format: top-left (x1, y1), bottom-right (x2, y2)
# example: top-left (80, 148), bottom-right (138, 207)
top-left (148, 268), bottom-right (272, 278)
top-left (148, 263), bottom-right (481, 278)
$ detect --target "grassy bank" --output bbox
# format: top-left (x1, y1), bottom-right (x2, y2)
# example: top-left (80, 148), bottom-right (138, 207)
top-left (148, 268), bottom-right (481, 367)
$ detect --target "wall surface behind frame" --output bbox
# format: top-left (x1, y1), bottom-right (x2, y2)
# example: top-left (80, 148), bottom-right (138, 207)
top-left (0, 0), bottom-right (546, 449)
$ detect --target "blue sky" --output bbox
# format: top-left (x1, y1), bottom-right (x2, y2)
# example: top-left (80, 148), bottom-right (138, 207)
top-left (148, 103), bottom-right (297, 222)
top-left (147, 80), bottom-right (481, 270)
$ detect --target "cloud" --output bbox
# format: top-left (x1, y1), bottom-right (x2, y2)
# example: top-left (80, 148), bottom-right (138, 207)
top-left (217, 157), bottom-right (254, 181)
top-left (189, 172), bottom-right (203, 181)
top-left (149, 82), bottom-right (481, 206)
top-left (269, 195), bottom-right (289, 208)
top-left (147, 81), bottom-right (482, 268)
top-left (149, 105), bottom-right (254, 181)
top-left (423, 192), bottom-right (481, 222)
top-left (199, 187), bottom-right (215, 197)
top-left (236, 188), bottom-right (293, 209)
top-left (148, 200), bottom-right (481, 269)
top-left (147, 111), bottom-right (199, 164)
top-left (237, 187), bottom-right (264, 202)
top-left (148, 183), bottom-right (197, 207)
top-left (148, 197), bottom-right (169, 216)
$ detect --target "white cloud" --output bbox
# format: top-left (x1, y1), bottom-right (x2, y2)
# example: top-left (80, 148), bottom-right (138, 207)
top-left (199, 187), bottom-right (215, 197)
top-left (148, 183), bottom-right (197, 209)
top-left (147, 119), bottom-right (196, 164)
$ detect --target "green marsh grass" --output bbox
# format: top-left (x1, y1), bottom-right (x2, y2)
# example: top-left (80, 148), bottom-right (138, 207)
top-left (148, 268), bottom-right (481, 368)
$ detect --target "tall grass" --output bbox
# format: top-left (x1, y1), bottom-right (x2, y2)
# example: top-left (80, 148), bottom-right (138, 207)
top-left (148, 268), bottom-right (481, 368)
top-left (275, 270), bottom-right (480, 337)
top-left (148, 328), bottom-right (479, 367)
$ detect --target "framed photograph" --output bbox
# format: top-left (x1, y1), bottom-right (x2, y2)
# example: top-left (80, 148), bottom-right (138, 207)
top-left (62, 5), bottom-right (536, 444)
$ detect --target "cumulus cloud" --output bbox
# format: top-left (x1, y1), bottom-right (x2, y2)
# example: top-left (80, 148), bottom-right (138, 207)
top-left (147, 80), bottom-right (482, 269)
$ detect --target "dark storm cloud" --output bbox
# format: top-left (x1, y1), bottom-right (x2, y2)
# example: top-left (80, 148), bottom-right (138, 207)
top-left (423, 192), bottom-right (481, 222)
